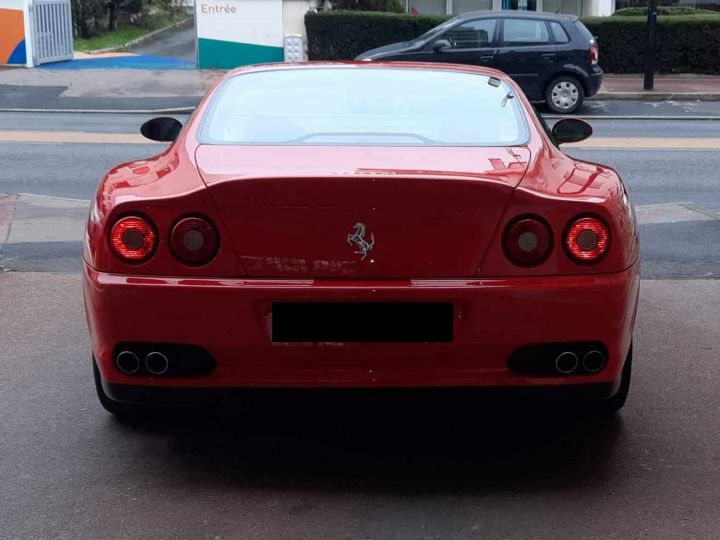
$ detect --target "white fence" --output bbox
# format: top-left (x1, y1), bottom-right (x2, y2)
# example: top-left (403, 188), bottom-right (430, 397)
top-left (30, 0), bottom-right (73, 65)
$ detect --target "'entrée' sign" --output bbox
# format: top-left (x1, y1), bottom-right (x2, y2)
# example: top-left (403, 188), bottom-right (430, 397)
top-left (196, 0), bottom-right (284, 69)
top-left (200, 3), bottom-right (237, 13)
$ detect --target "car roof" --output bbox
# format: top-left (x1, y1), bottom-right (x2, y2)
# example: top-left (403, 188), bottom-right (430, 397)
top-left (455, 10), bottom-right (578, 22)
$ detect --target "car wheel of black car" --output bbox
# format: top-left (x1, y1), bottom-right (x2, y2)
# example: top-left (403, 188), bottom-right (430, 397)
top-left (545, 76), bottom-right (585, 114)
top-left (93, 356), bottom-right (146, 418)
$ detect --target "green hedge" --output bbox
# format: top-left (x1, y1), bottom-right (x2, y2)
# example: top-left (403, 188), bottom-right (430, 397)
top-left (584, 15), bottom-right (720, 73)
top-left (612, 6), bottom-right (716, 16)
top-left (306, 11), bottom-right (448, 61)
top-left (332, 0), bottom-right (405, 13)
top-left (306, 10), bottom-right (720, 74)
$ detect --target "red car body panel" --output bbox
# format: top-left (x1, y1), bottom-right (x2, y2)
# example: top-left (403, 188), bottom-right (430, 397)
top-left (84, 264), bottom-right (639, 388)
top-left (196, 145), bottom-right (531, 278)
top-left (83, 62), bottom-right (640, 397)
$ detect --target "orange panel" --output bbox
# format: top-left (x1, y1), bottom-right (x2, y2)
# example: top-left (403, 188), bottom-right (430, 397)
top-left (0, 8), bottom-right (24, 63)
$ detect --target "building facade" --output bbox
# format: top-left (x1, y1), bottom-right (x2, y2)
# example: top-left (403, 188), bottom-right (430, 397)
top-left (407, 0), bottom-right (614, 17)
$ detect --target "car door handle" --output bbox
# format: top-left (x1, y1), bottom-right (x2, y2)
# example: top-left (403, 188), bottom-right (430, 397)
top-left (542, 53), bottom-right (556, 60)
top-left (480, 54), bottom-right (494, 61)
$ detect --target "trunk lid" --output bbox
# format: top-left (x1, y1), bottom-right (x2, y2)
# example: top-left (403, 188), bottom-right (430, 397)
top-left (196, 145), bottom-right (529, 278)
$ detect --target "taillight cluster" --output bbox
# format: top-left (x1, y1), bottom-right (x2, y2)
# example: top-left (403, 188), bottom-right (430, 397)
top-left (590, 41), bottom-right (599, 65)
top-left (109, 214), bottom-right (219, 266)
top-left (110, 216), bottom-right (157, 263)
top-left (564, 216), bottom-right (610, 263)
top-left (503, 214), bottom-right (610, 267)
top-left (170, 217), bottom-right (219, 265)
top-left (503, 217), bottom-right (553, 267)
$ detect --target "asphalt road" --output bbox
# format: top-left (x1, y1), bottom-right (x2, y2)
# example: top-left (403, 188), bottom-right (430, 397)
top-left (1, 112), bottom-right (718, 277)
top-left (127, 24), bottom-right (196, 61)
top-left (1, 111), bottom-right (719, 539)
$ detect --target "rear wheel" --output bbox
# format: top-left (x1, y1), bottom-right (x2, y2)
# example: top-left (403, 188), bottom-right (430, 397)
top-left (545, 76), bottom-right (585, 114)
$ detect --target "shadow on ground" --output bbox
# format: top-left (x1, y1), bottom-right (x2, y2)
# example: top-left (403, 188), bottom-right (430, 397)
top-left (108, 392), bottom-right (625, 494)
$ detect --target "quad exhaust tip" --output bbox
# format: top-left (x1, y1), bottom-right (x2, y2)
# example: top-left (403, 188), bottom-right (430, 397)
top-left (145, 351), bottom-right (169, 375)
top-left (116, 350), bottom-right (141, 375)
top-left (582, 350), bottom-right (606, 373)
top-left (555, 351), bottom-right (579, 374)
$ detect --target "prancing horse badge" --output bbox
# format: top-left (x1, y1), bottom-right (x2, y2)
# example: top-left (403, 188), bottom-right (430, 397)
top-left (347, 222), bottom-right (375, 261)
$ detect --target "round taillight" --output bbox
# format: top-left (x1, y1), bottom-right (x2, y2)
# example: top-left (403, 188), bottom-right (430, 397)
top-left (503, 217), bottom-right (553, 267)
top-left (110, 215), bottom-right (157, 262)
top-left (170, 216), bottom-right (219, 265)
top-left (564, 216), bottom-right (610, 263)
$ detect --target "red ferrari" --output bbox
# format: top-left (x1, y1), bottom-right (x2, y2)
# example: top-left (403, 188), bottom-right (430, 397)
top-left (83, 62), bottom-right (639, 416)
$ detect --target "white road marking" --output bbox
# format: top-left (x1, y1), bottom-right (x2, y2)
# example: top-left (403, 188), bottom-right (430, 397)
top-left (634, 203), bottom-right (718, 225)
top-left (2, 193), bottom-right (88, 245)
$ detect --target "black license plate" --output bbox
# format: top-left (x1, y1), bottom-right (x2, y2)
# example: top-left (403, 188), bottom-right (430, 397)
top-left (272, 302), bottom-right (453, 343)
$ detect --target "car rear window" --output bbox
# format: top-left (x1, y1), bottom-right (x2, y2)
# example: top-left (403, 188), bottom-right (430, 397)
top-left (549, 21), bottom-right (570, 44)
top-left (199, 68), bottom-right (529, 147)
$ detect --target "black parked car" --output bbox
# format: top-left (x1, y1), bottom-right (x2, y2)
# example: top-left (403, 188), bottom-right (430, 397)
top-left (355, 11), bottom-right (602, 114)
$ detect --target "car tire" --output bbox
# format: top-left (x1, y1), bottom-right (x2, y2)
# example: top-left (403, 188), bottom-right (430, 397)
top-left (545, 76), bottom-right (585, 114)
top-left (595, 343), bottom-right (632, 416)
top-left (93, 356), bottom-right (146, 418)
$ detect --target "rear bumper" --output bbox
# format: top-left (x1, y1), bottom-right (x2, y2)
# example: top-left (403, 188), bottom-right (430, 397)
top-left (100, 379), bottom-right (620, 406)
top-left (84, 262), bottom-right (639, 395)
top-left (586, 67), bottom-right (604, 97)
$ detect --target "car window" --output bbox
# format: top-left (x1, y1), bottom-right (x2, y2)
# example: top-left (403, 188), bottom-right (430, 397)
top-left (199, 68), bottom-right (529, 147)
top-left (502, 19), bottom-right (550, 46)
top-left (444, 19), bottom-right (496, 49)
top-left (549, 21), bottom-right (570, 44)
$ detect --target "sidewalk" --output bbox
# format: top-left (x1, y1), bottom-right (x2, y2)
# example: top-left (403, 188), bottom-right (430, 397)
top-left (597, 74), bottom-right (720, 101)
top-left (0, 66), bottom-right (221, 112)
top-left (1, 67), bottom-right (720, 112)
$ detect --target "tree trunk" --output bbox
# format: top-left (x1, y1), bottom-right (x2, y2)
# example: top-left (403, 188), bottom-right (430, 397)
top-left (108, 2), bottom-right (117, 31)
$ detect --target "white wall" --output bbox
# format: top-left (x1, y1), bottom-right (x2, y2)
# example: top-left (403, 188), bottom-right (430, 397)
top-left (23, 0), bottom-right (33, 66)
top-left (283, 0), bottom-right (311, 38)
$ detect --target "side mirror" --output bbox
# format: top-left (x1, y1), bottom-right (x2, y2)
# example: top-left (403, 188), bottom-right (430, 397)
top-left (433, 39), bottom-right (451, 52)
top-left (140, 117), bottom-right (183, 142)
top-left (551, 118), bottom-right (592, 144)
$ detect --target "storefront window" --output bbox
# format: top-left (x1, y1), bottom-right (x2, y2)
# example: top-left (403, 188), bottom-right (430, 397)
top-left (408, 0), bottom-right (446, 15)
top-left (541, 0), bottom-right (584, 15)
top-left (506, 0), bottom-right (538, 10)
top-left (451, 0), bottom-right (493, 15)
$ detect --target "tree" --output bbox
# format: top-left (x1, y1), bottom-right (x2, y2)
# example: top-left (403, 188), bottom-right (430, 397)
top-left (71, 0), bottom-right (105, 38)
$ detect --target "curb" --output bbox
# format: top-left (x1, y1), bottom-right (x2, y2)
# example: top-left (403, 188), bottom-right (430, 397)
top-left (83, 18), bottom-right (193, 55)
top-left (592, 92), bottom-right (720, 102)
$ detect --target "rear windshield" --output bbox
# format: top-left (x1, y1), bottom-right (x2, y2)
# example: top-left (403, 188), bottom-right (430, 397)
top-left (198, 68), bottom-right (529, 147)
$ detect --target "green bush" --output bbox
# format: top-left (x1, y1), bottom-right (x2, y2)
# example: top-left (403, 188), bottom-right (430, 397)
top-left (306, 11), bottom-right (448, 60)
top-left (306, 10), bottom-right (720, 73)
top-left (584, 15), bottom-right (720, 73)
top-left (332, 0), bottom-right (406, 13)
top-left (612, 6), bottom-right (716, 16)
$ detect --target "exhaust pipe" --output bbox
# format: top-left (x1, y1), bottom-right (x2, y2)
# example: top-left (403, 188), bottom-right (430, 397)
top-left (116, 350), bottom-right (141, 374)
top-left (145, 351), bottom-right (169, 375)
top-left (582, 350), bottom-right (606, 373)
top-left (555, 351), bottom-right (579, 374)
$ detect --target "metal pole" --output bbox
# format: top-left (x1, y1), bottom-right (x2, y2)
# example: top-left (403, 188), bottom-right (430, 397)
top-left (643, 0), bottom-right (657, 90)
